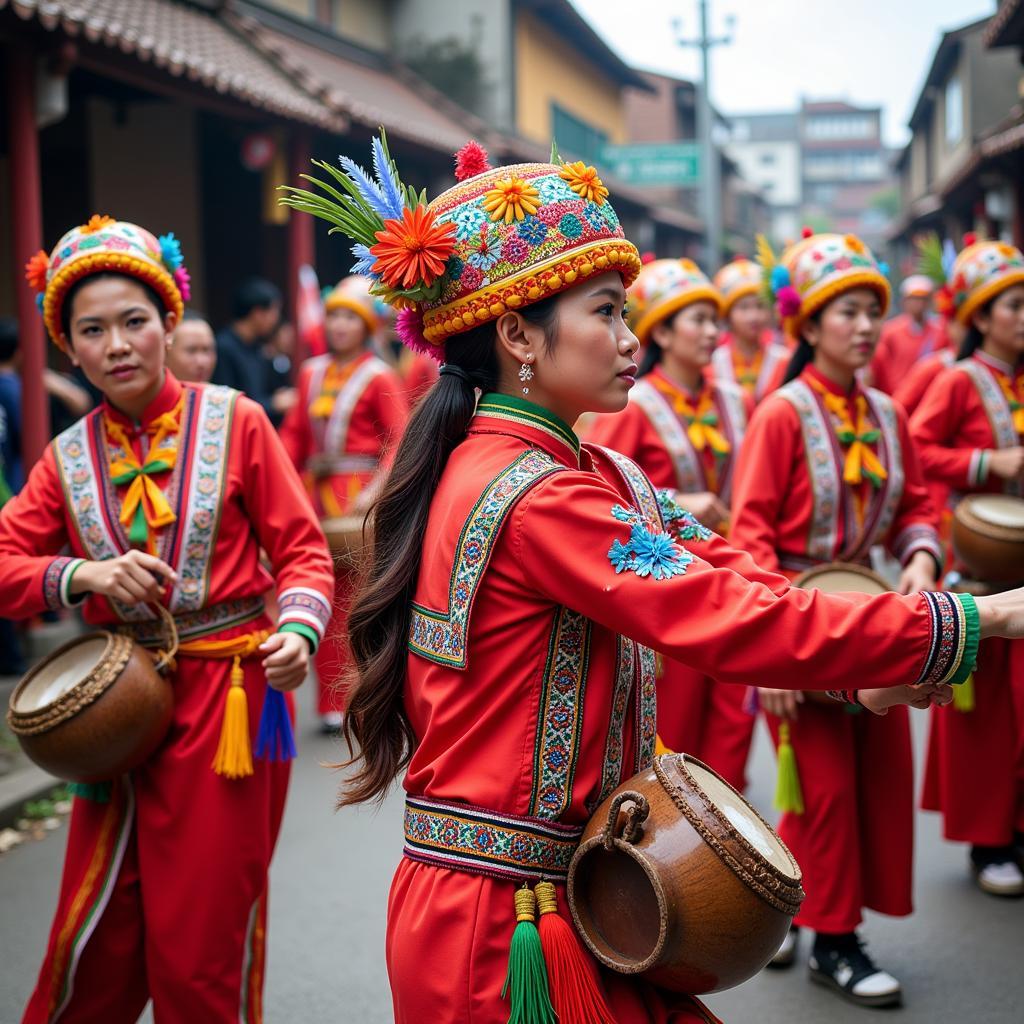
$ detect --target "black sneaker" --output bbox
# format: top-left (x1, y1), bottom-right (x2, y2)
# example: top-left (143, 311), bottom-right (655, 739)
top-left (970, 845), bottom-right (1024, 897)
top-left (809, 933), bottom-right (902, 1008)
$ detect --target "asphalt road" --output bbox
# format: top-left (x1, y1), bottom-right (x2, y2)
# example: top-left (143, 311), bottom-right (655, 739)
top-left (1, 682), bottom-right (1021, 1023)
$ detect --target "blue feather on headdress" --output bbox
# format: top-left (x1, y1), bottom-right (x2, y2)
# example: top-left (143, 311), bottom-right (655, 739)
top-left (371, 136), bottom-right (406, 219)
top-left (337, 154), bottom-right (393, 220)
top-left (350, 243), bottom-right (377, 277)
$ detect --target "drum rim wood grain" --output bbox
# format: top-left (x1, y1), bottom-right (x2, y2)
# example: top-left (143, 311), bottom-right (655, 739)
top-left (6, 631), bottom-right (134, 735)
top-left (793, 561), bottom-right (891, 593)
top-left (955, 493), bottom-right (1024, 543)
top-left (568, 754), bottom-right (803, 978)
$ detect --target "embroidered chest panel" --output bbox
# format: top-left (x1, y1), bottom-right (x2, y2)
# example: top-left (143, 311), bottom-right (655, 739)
top-left (53, 386), bottom-right (237, 620)
top-left (629, 381), bottom-right (705, 493)
top-left (308, 356), bottom-right (388, 456)
top-left (778, 380), bottom-right (903, 562)
top-left (958, 360), bottom-right (1023, 497)
top-left (408, 450), bottom-right (568, 668)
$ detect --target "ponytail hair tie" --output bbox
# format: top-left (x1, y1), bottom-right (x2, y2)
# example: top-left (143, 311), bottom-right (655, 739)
top-left (439, 363), bottom-right (471, 384)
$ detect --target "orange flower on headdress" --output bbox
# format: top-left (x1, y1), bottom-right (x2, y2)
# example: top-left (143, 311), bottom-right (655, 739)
top-left (559, 161), bottom-right (609, 205)
top-left (81, 214), bottom-right (116, 235)
top-left (370, 204), bottom-right (456, 290)
top-left (24, 250), bottom-right (50, 292)
top-left (482, 177), bottom-right (541, 223)
top-left (997, 243), bottom-right (1018, 260)
top-left (844, 234), bottom-right (866, 254)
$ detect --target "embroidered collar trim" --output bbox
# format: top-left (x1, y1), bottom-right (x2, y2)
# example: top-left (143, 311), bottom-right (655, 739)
top-left (474, 393), bottom-right (580, 462)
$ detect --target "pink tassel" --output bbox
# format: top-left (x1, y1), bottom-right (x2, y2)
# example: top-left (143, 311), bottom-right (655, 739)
top-left (396, 306), bottom-right (442, 362)
top-left (776, 285), bottom-right (801, 318)
top-left (174, 266), bottom-right (192, 302)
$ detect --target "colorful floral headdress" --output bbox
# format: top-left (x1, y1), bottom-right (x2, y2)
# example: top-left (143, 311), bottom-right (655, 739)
top-left (279, 132), bottom-right (641, 362)
top-left (918, 232), bottom-right (1024, 325)
top-left (25, 215), bottom-right (189, 353)
top-left (712, 256), bottom-right (762, 318)
top-left (323, 275), bottom-right (382, 334)
top-left (627, 258), bottom-right (722, 345)
top-left (757, 230), bottom-right (890, 338)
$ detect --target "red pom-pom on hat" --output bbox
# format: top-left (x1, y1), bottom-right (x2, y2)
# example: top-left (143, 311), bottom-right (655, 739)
top-left (454, 141), bottom-right (491, 182)
top-left (801, 226), bottom-right (814, 239)
top-left (640, 251), bottom-right (657, 265)
top-left (963, 231), bottom-right (977, 247)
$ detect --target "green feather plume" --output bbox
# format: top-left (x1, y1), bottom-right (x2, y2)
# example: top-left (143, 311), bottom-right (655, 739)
top-left (916, 232), bottom-right (947, 286)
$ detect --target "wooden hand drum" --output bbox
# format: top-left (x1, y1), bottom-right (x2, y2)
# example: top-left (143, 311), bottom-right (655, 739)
top-left (6, 627), bottom-right (176, 784)
top-left (793, 562), bottom-right (891, 703)
top-left (568, 754), bottom-right (804, 994)
top-left (952, 493), bottom-right (1024, 584)
top-left (321, 514), bottom-right (370, 570)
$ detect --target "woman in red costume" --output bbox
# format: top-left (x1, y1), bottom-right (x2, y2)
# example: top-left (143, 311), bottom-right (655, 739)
top-left (730, 232), bottom-right (944, 1007)
top-left (5, 217), bottom-right (334, 1022)
top-left (280, 275), bottom-right (408, 730)
top-left (586, 259), bottom-right (755, 789)
top-left (283, 139), bottom-right (1024, 1024)
top-left (910, 238), bottom-right (1024, 897)
top-left (709, 256), bottom-right (789, 404)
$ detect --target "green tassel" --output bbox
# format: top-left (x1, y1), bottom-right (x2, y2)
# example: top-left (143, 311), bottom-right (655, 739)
top-left (953, 672), bottom-right (975, 713)
top-left (128, 503), bottom-right (149, 546)
top-left (502, 886), bottom-right (556, 1024)
top-left (773, 722), bottom-right (804, 815)
top-left (69, 781), bottom-right (112, 803)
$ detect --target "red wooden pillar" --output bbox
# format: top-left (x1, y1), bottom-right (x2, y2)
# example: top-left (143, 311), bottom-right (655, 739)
top-left (286, 131), bottom-right (315, 334)
top-left (6, 46), bottom-right (50, 468)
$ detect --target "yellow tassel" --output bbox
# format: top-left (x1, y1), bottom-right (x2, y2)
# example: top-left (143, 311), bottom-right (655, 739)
top-left (655, 734), bottom-right (673, 756)
top-left (953, 672), bottom-right (975, 713)
top-left (773, 721), bottom-right (804, 815)
top-left (212, 657), bottom-right (254, 779)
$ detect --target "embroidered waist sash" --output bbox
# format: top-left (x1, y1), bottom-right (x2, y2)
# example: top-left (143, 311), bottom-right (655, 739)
top-left (403, 795), bottom-right (584, 883)
top-left (306, 453), bottom-right (379, 478)
top-left (117, 596), bottom-right (266, 647)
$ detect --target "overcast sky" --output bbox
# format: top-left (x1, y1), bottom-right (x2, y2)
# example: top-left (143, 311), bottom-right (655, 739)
top-left (572, 0), bottom-right (997, 146)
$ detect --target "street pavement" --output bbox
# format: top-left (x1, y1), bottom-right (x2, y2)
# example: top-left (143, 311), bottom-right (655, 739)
top-left (1, 681), bottom-right (1021, 1023)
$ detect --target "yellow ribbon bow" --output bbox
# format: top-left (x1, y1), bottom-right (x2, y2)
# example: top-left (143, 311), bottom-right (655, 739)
top-left (653, 378), bottom-right (731, 457)
top-left (309, 359), bottom-right (358, 419)
top-left (822, 391), bottom-right (888, 489)
top-left (995, 373), bottom-right (1024, 435)
top-left (733, 347), bottom-right (763, 393)
top-left (105, 398), bottom-right (184, 551)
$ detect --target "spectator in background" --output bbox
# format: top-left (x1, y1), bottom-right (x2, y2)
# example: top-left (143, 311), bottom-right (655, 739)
top-left (0, 318), bottom-right (24, 493)
top-left (868, 275), bottom-right (948, 395)
top-left (264, 319), bottom-right (297, 418)
top-left (168, 310), bottom-right (217, 383)
top-left (214, 278), bottom-right (296, 424)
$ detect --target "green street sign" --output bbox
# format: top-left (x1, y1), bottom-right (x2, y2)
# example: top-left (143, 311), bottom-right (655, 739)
top-left (598, 143), bottom-right (701, 187)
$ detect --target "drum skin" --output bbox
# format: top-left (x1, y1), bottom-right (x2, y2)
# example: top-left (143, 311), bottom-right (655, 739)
top-left (952, 494), bottom-right (1024, 585)
top-left (568, 754), bottom-right (804, 994)
top-left (321, 515), bottom-right (368, 568)
top-left (6, 632), bottom-right (175, 783)
top-left (793, 563), bottom-right (890, 704)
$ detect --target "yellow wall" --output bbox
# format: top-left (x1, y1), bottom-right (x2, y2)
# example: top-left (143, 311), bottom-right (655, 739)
top-left (336, 0), bottom-right (391, 51)
top-left (514, 11), bottom-right (625, 147)
top-left (263, 0), bottom-right (311, 19)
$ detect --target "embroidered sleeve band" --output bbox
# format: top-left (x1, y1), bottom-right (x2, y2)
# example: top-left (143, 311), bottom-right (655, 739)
top-left (891, 523), bottom-right (944, 570)
top-left (967, 449), bottom-right (988, 488)
top-left (277, 587), bottom-right (332, 641)
top-left (43, 556), bottom-right (87, 610)
top-left (917, 591), bottom-right (979, 686)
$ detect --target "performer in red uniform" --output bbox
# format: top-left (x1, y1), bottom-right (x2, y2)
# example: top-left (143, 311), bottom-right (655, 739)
top-left (731, 231), bottom-right (944, 1006)
top-left (282, 138), bottom-right (1024, 1024)
top-left (868, 274), bottom-right (949, 395)
top-left (280, 275), bottom-right (408, 729)
top-left (586, 259), bottom-right (755, 788)
top-left (709, 256), bottom-right (788, 404)
top-left (7, 217), bottom-right (334, 1023)
top-left (910, 238), bottom-right (1024, 897)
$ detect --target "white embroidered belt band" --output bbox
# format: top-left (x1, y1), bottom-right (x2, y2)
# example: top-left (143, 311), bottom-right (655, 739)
top-left (117, 596), bottom-right (266, 647)
top-left (403, 795), bottom-right (585, 883)
top-left (308, 453), bottom-right (379, 476)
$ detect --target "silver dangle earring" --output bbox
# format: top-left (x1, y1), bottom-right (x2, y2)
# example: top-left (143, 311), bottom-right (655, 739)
top-left (519, 361), bottom-right (534, 396)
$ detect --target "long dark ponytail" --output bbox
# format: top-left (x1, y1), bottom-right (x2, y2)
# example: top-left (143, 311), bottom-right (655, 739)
top-left (782, 309), bottom-right (825, 383)
top-left (958, 299), bottom-right (992, 360)
top-left (339, 296), bottom-right (560, 806)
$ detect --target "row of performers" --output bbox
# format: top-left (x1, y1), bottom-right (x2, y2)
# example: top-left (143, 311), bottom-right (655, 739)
top-left (0, 161), bottom-right (1021, 1024)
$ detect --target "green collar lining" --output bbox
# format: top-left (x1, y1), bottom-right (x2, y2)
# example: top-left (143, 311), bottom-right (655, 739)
top-left (475, 392), bottom-right (580, 455)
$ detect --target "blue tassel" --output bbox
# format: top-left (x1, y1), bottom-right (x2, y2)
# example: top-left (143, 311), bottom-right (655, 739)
top-left (255, 687), bottom-right (297, 762)
top-left (69, 781), bottom-right (112, 803)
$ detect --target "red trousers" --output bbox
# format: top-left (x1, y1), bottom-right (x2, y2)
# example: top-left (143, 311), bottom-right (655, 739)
top-left (315, 564), bottom-right (353, 716)
top-left (23, 653), bottom-right (291, 1024)
top-left (658, 659), bottom-right (755, 791)
top-left (921, 637), bottom-right (1024, 845)
top-left (387, 858), bottom-right (721, 1023)
top-left (767, 703), bottom-right (914, 934)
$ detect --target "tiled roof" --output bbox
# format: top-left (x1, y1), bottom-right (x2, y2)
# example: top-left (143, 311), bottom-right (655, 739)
top-left (234, 15), bottom-right (485, 152)
top-left (0, 0), bottom-right (344, 129)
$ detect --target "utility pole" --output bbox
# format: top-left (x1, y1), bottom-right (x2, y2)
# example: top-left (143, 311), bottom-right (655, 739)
top-left (674, 2), bottom-right (733, 267)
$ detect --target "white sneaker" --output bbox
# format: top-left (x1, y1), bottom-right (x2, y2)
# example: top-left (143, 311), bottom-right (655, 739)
top-left (975, 860), bottom-right (1024, 897)
top-left (320, 711), bottom-right (344, 734)
top-left (768, 927), bottom-right (798, 968)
